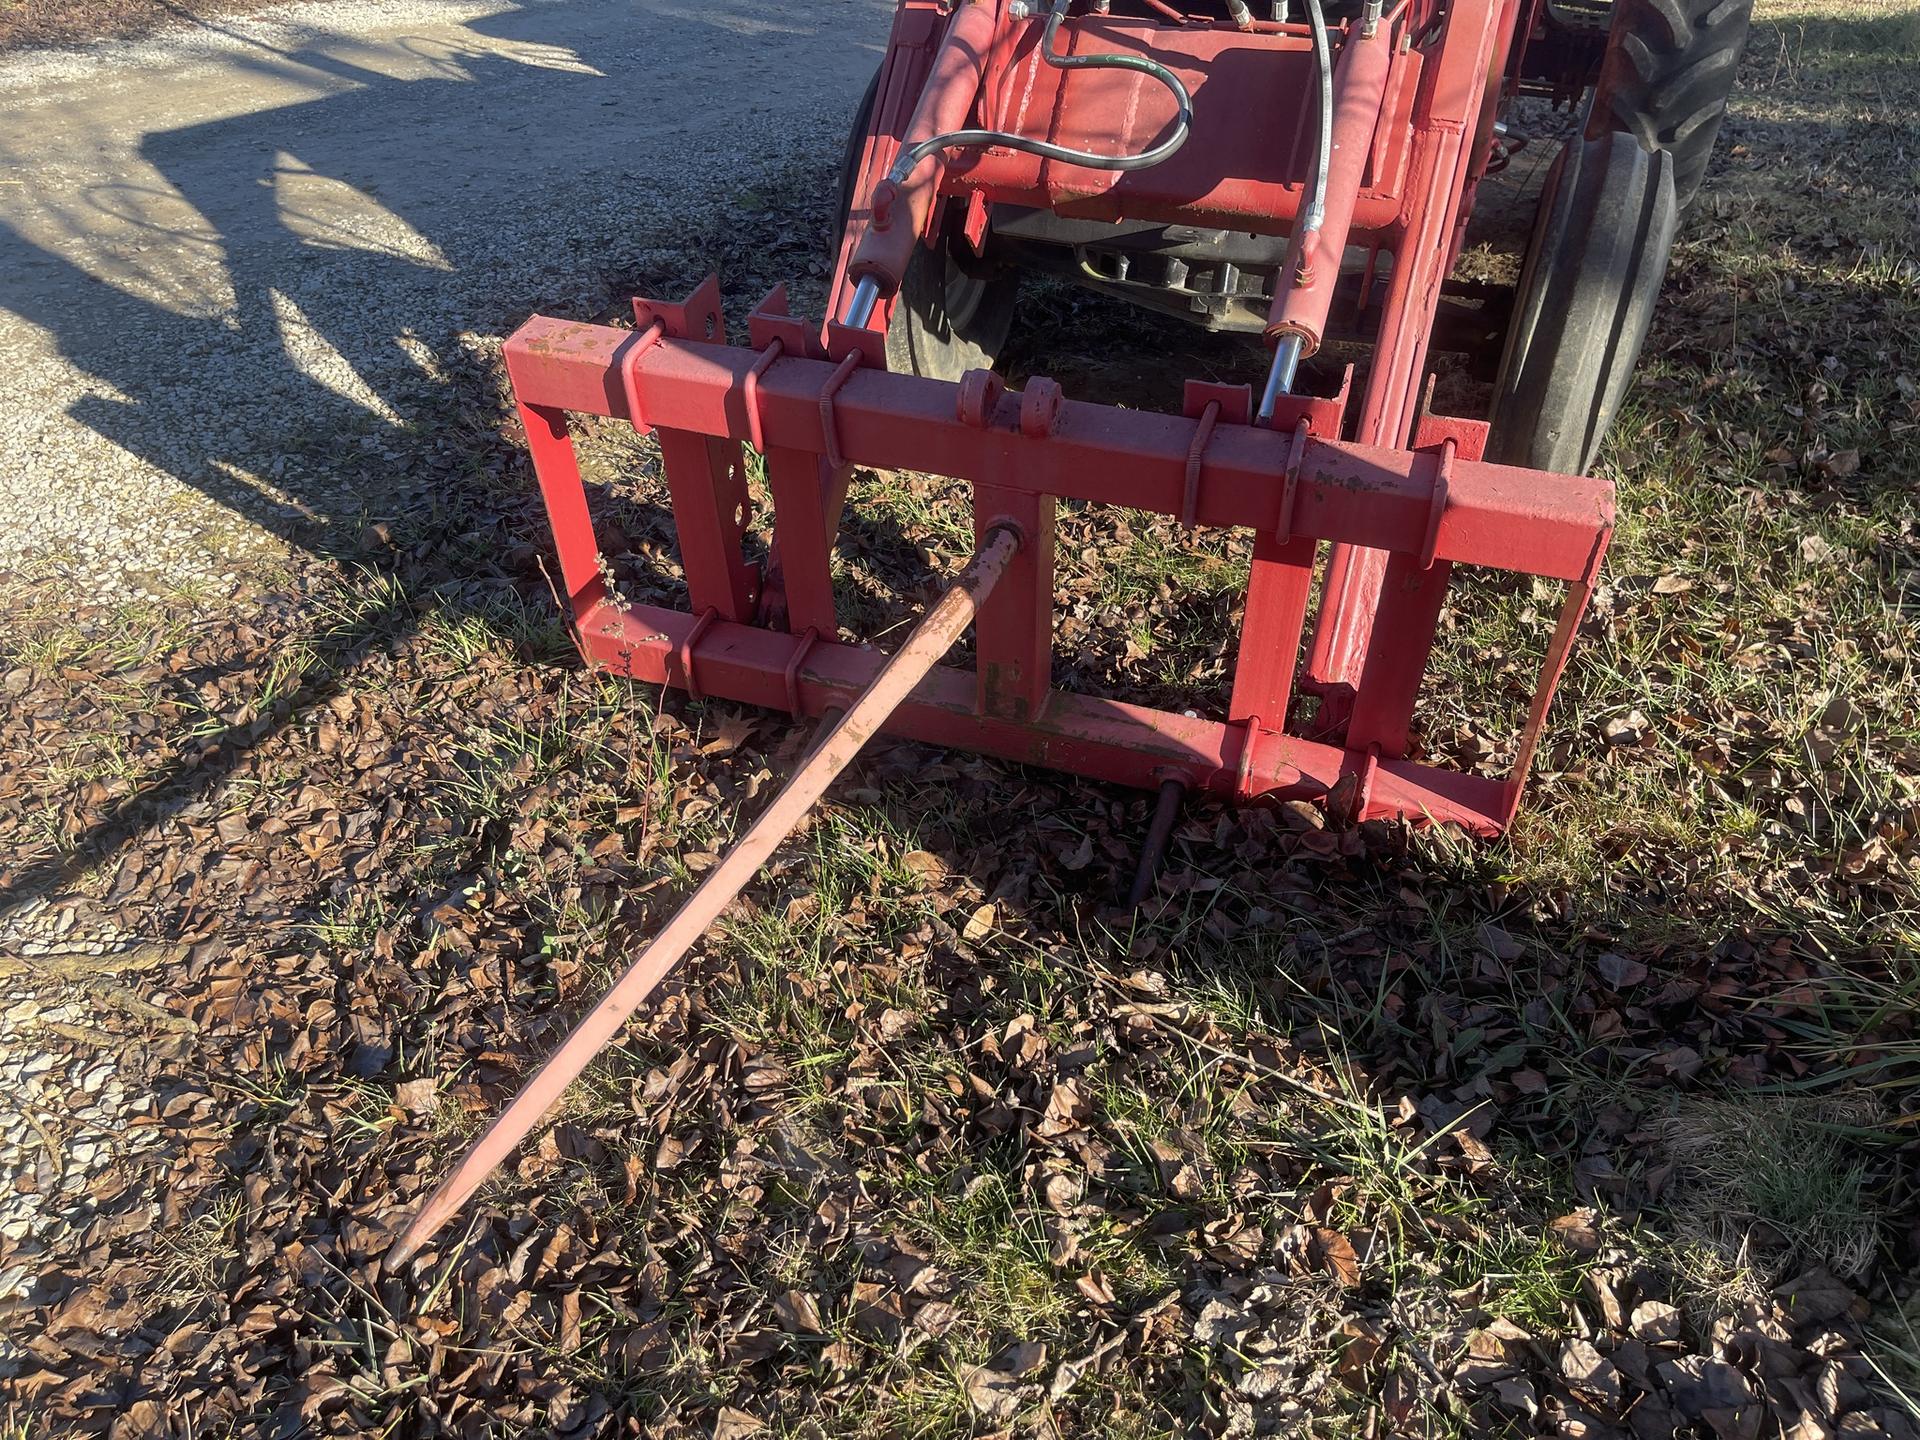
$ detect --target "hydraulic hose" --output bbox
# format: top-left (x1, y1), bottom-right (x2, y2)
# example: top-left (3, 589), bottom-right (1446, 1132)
top-left (846, 0), bottom-right (1194, 323)
top-left (1257, 0), bottom-right (1343, 421)
top-left (1300, 0), bottom-right (1334, 234)
top-left (882, 0), bottom-right (1195, 187)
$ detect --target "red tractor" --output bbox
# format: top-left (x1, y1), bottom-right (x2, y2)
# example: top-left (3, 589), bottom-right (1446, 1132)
top-left (829, 0), bottom-right (1751, 477)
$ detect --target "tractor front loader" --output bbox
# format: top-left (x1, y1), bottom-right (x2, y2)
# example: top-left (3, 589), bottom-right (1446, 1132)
top-left (388, 0), bottom-right (1751, 1264)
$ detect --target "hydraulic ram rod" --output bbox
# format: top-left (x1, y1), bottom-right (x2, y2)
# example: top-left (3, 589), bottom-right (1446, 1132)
top-left (387, 525), bottom-right (1024, 1268)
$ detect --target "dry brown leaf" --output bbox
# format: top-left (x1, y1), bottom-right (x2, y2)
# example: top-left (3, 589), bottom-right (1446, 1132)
top-left (773, 1290), bottom-right (823, 1335)
top-left (1314, 1227), bottom-right (1361, 1288)
top-left (1630, 1301), bottom-right (1682, 1345)
top-left (962, 903), bottom-right (997, 942)
top-left (1561, 1337), bottom-right (1623, 1411)
top-left (1549, 1210), bottom-right (1603, 1254)
top-left (902, 849), bottom-right (946, 882)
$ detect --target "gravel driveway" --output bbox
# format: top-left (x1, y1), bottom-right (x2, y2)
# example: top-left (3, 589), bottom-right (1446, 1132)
top-left (0, 0), bottom-right (887, 600)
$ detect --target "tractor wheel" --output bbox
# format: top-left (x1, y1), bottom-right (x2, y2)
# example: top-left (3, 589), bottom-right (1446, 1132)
top-left (1589, 0), bottom-right (1753, 214)
top-left (834, 68), bottom-right (1017, 381)
top-left (1485, 130), bottom-right (1678, 475)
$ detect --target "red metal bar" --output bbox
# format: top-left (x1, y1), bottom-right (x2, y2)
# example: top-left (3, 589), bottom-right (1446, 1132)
top-left (503, 285), bottom-right (1611, 837)
top-left (1226, 387), bottom-right (1326, 732)
top-left (503, 318), bottom-right (1612, 585)
top-left (517, 398), bottom-right (601, 604)
top-left (973, 483), bottom-right (1054, 721)
top-left (1501, 573), bottom-right (1602, 826)
top-left (762, 446), bottom-right (840, 637)
top-left (654, 430), bottom-right (757, 622)
top-left (387, 527), bottom-right (1026, 1269)
top-left (1343, 554), bottom-right (1453, 757)
top-left (1230, 533), bottom-right (1318, 732)
top-left (572, 595), bottom-right (1511, 831)
top-left (1304, 0), bottom-right (1506, 721)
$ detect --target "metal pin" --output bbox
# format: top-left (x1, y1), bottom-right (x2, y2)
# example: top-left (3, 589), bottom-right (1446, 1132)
top-left (1256, 332), bottom-right (1306, 424)
top-left (1127, 777), bottom-right (1187, 908)
top-left (844, 275), bottom-right (881, 330)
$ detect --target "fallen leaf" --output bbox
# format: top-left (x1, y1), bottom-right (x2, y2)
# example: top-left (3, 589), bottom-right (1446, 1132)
top-left (1478, 923), bottom-right (1525, 961)
top-left (850, 1280), bottom-right (905, 1343)
top-left (773, 1290), bottom-right (823, 1334)
top-left (394, 1078), bottom-right (438, 1116)
top-left (1630, 1301), bottom-right (1681, 1344)
top-left (1314, 1227), bottom-right (1361, 1288)
top-left (1774, 1268), bottom-right (1858, 1324)
top-left (1595, 952), bottom-right (1648, 989)
top-left (1603, 710), bottom-right (1650, 745)
top-left (1549, 1210), bottom-right (1603, 1254)
top-left (1510, 1068), bottom-right (1549, 1094)
top-left (1561, 1337), bottom-right (1623, 1410)
top-left (913, 1301), bottom-right (962, 1337)
top-left (902, 850), bottom-right (946, 882)
top-left (962, 903), bottom-right (997, 942)
top-left (962, 1342), bottom-right (1046, 1421)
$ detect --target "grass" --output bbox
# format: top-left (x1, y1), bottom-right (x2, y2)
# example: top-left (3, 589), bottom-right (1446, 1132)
top-left (148, 1185), bottom-right (244, 1309)
top-left (1656, 1092), bottom-right (1889, 1282)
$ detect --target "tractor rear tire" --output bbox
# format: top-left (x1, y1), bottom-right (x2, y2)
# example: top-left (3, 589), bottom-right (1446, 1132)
top-left (1589, 0), bottom-right (1753, 214)
top-left (835, 68), bottom-right (1017, 381)
top-left (1486, 130), bottom-right (1678, 475)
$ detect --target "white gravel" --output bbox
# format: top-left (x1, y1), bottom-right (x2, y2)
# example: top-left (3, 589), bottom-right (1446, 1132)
top-left (0, 0), bottom-right (888, 598)
top-left (0, 898), bottom-right (173, 1355)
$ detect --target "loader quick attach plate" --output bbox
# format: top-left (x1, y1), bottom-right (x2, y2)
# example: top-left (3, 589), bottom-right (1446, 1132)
top-left (506, 279), bottom-right (1613, 836)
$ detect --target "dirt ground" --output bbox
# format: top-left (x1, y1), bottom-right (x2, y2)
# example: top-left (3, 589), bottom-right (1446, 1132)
top-left (0, 0), bottom-right (277, 53)
top-left (1, 0), bottom-right (1917, 1437)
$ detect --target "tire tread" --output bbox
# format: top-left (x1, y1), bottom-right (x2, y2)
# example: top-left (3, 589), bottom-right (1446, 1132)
top-left (1591, 0), bottom-right (1754, 210)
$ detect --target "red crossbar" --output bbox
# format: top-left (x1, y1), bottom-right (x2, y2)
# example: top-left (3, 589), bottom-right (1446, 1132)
top-left (506, 279), bottom-right (1612, 835)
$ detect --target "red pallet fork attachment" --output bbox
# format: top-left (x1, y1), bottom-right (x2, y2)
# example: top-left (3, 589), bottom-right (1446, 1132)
top-left (388, 280), bottom-right (1611, 1267)
top-left (505, 277), bottom-right (1611, 836)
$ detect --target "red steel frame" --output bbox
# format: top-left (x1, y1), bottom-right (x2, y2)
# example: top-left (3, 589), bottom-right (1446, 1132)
top-left (505, 279), bottom-right (1610, 836)
top-left (828, 0), bottom-right (1541, 736)
top-left (393, 0), bottom-right (1617, 1271)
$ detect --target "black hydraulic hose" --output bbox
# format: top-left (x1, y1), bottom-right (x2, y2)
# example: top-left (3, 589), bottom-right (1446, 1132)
top-left (1300, 0), bottom-right (1334, 235)
top-left (880, 0), bottom-right (1194, 190)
